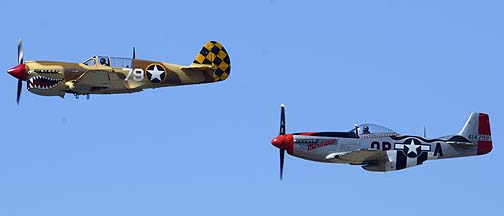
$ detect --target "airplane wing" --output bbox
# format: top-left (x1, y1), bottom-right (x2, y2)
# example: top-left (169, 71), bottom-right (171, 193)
top-left (326, 149), bottom-right (388, 165)
top-left (71, 70), bottom-right (127, 91)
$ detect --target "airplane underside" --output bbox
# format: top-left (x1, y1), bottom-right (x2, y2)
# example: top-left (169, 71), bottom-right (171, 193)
top-left (67, 88), bottom-right (143, 95)
top-left (29, 87), bottom-right (143, 98)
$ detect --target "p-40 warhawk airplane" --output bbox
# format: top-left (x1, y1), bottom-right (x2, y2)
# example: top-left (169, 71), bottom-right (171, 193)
top-left (271, 105), bottom-right (492, 179)
top-left (7, 39), bottom-right (231, 104)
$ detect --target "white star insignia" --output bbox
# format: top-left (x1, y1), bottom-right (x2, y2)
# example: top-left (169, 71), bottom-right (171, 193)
top-left (147, 65), bottom-right (164, 81)
top-left (405, 139), bottom-right (420, 155)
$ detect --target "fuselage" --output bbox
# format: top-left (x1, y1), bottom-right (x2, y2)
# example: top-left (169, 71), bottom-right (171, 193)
top-left (272, 127), bottom-right (492, 172)
top-left (21, 57), bottom-right (219, 97)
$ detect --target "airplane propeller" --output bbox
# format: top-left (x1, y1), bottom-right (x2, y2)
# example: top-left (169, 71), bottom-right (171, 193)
top-left (16, 78), bottom-right (22, 104)
top-left (133, 46), bottom-right (136, 59)
top-left (7, 39), bottom-right (27, 105)
top-left (17, 39), bottom-right (23, 104)
top-left (278, 104), bottom-right (286, 180)
top-left (18, 39), bottom-right (23, 66)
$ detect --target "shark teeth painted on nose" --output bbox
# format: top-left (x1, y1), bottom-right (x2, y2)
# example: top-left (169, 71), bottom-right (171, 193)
top-left (28, 76), bottom-right (63, 89)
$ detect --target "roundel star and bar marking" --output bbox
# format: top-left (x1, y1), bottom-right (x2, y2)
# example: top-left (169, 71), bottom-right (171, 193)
top-left (145, 63), bottom-right (167, 83)
top-left (394, 138), bottom-right (431, 158)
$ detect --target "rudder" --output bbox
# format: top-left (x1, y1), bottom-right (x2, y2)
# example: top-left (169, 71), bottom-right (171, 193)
top-left (458, 112), bottom-right (492, 155)
top-left (192, 41), bottom-right (231, 82)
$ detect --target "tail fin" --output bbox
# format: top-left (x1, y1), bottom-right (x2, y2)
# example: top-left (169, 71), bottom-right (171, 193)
top-left (458, 112), bottom-right (492, 155)
top-left (192, 41), bottom-right (231, 82)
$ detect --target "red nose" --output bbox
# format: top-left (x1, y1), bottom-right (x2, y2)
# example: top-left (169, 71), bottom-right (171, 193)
top-left (7, 64), bottom-right (27, 80)
top-left (271, 134), bottom-right (294, 154)
top-left (272, 136), bottom-right (285, 149)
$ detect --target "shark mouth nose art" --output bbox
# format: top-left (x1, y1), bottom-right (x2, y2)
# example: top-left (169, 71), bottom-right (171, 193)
top-left (28, 76), bottom-right (63, 89)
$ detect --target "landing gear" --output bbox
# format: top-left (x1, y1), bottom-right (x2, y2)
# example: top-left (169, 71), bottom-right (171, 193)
top-left (86, 94), bottom-right (90, 100)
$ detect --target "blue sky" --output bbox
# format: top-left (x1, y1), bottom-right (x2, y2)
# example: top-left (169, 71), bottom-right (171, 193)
top-left (0, 0), bottom-right (503, 215)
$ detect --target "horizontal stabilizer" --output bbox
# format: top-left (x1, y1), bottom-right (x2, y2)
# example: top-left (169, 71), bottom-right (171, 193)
top-left (447, 141), bottom-right (474, 146)
top-left (180, 64), bottom-right (215, 71)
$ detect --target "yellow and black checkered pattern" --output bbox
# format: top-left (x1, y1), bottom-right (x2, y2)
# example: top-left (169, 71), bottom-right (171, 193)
top-left (193, 41), bottom-right (231, 81)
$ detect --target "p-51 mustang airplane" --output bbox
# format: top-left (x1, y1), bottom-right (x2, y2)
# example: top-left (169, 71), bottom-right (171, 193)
top-left (7, 39), bottom-right (231, 103)
top-left (271, 105), bottom-right (492, 179)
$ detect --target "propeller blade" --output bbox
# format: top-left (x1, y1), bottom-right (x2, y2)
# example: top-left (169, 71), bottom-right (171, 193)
top-left (133, 46), bottom-right (136, 59)
top-left (280, 104), bottom-right (285, 135)
top-left (18, 39), bottom-right (24, 65)
top-left (16, 79), bottom-right (22, 105)
top-left (279, 104), bottom-right (286, 180)
top-left (280, 149), bottom-right (285, 180)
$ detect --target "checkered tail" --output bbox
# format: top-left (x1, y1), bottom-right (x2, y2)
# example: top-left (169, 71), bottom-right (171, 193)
top-left (192, 41), bottom-right (231, 82)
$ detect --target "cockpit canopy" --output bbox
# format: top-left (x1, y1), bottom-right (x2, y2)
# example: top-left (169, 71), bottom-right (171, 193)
top-left (81, 56), bottom-right (133, 68)
top-left (350, 124), bottom-right (397, 136)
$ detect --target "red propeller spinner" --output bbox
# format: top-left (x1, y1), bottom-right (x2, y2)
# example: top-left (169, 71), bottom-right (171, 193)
top-left (271, 134), bottom-right (294, 154)
top-left (7, 64), bottom-right (27, 80)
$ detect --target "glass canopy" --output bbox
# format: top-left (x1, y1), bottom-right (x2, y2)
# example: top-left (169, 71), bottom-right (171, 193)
top-left (350, 124), bottom-right (397, 136)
